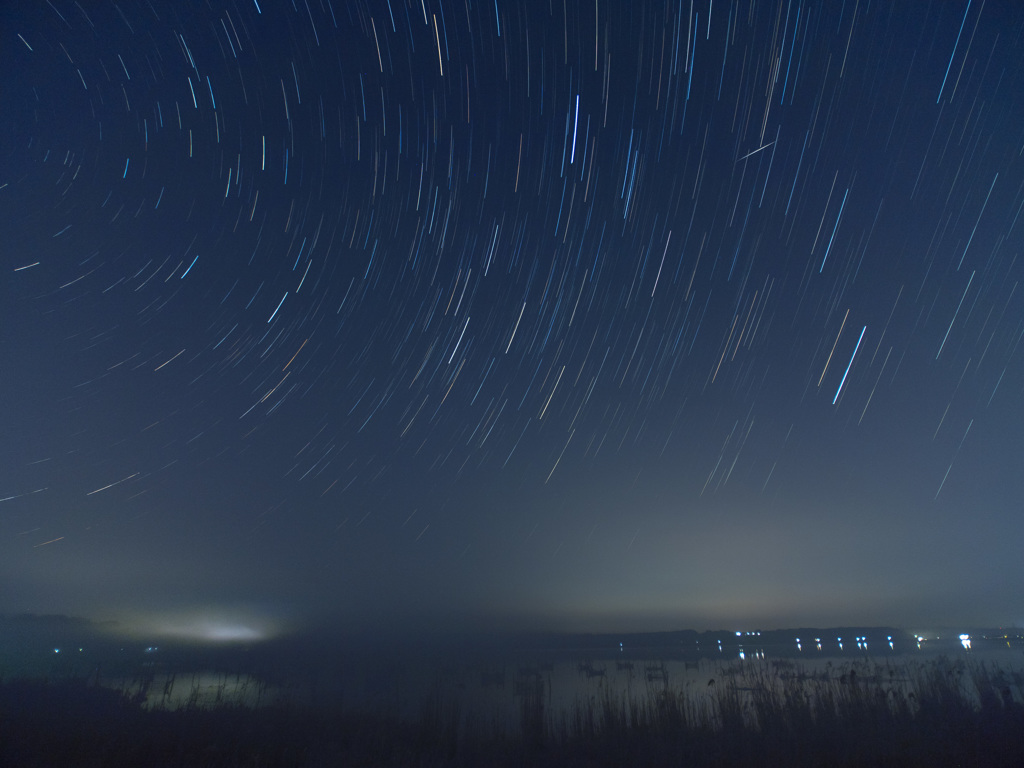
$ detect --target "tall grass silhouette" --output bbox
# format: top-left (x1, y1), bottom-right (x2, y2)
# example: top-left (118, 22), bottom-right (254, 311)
top-left (1, 655), bottom-right (1022, 766)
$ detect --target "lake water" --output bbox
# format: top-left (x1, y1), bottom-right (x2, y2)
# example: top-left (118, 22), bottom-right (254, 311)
top-left (106, 631), bottom-right (1023, 735)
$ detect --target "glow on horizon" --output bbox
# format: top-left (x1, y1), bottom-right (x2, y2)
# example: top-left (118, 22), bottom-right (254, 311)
top-left (111, 609), bottom-right (284, 643)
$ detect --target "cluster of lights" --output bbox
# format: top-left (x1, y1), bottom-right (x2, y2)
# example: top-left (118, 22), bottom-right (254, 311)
top-left (793, 637), bottom-right (826, 651)
top-left (734, 632), bottom-right (763, 660)
top-left (909, 633), bottom-right (973, 651)
top-left (669, 630), bottom-right (976, 663)
top-left (793, 635), bottom-right (891, 651)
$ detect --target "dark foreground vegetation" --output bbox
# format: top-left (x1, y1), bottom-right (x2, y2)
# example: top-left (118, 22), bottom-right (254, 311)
top-left (2, 656), bottom-right (1022, 767)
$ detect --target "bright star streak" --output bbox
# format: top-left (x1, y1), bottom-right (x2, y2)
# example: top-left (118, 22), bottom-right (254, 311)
top-left (833, 326), bottom-right (866, 405)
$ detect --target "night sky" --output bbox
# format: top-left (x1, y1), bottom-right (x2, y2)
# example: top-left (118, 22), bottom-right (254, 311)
top-left (3, 0), bottom-right (1023, 639)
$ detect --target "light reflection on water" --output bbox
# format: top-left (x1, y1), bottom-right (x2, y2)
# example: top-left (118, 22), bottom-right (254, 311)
top-left (410, 643), bottom-right (1024, 730)
top-left (101, 639), bottom-right (1023, 738)
top-left (106, 671), bottom-right (285, 711)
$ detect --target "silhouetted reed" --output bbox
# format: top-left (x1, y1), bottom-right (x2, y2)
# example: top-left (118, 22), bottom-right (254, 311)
top-left (2, 655), bottom-right (1022, 766)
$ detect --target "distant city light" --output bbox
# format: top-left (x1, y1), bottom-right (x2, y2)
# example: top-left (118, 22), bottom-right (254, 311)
top-left (112, 608), bottom-right (284, 644)
top-left (179, 622), bottom-right (265, 642)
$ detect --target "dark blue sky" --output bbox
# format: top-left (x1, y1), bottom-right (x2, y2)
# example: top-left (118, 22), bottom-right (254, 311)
top-left (2, 0), bottom-right (1023, 639)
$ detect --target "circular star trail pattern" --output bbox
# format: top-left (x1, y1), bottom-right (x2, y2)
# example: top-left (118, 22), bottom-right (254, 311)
top-left (2, 0), bottom-right (1023, 631)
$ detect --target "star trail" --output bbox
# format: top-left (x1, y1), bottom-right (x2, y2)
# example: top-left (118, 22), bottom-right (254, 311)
top-left (2, 0), bottom-right (1023, 635)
